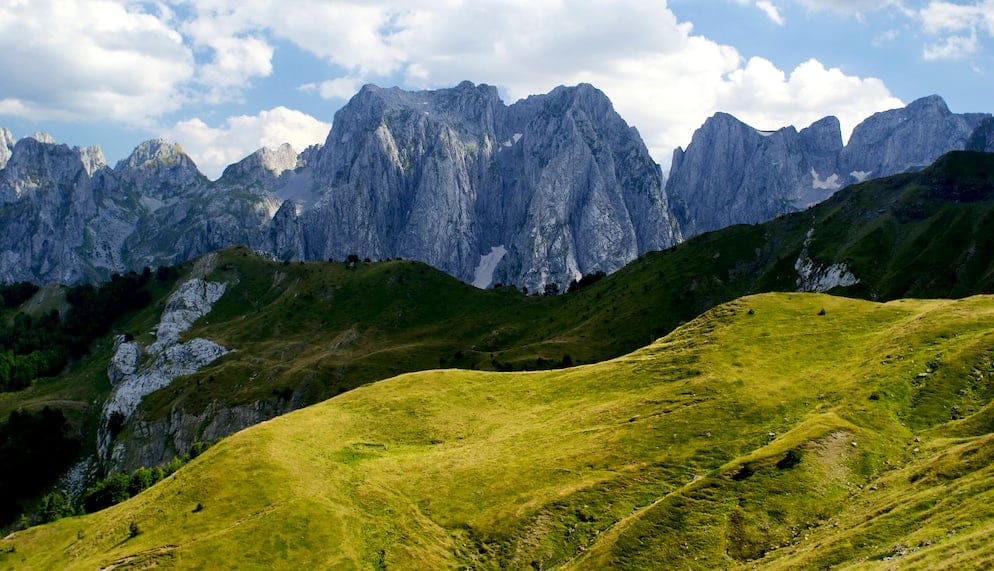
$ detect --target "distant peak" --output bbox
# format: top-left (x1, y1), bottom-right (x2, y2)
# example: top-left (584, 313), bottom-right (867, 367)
top-left (30, 132), bottom-right (56, 144)
top-left (78, 145), bottom-right (107, 175)
top-left (907, 95), bottom-right (950, 114)
top-left (125, 138), bottom-right (189, 167)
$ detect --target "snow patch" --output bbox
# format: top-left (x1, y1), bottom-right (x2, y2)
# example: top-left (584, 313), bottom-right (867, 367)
top-left (502, 133), bottom-right (524, 148)
top-left (811, 168), bottom-right (841, 191)
top-left (850, 170), bottom-right (872, 183)
top-left (472, 245), bottom-right (507, 288)
top-left (795, 229), bottom-right (859, 292)
top-left (756, 130), bottom-right (776, 138)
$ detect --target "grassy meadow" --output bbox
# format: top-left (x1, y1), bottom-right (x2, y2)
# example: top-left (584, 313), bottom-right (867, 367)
top-left (5, 292), bottom-right (994, 568)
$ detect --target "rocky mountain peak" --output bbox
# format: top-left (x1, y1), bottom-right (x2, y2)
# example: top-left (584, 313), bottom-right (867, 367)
top-left (78, 145), bottom-right (107, 176)
top-left (843, 95), bottom-right (989, 179)
top-left (967, 117), bottom-right (994, 153)
top-left (0, 128), bottom-right (14, 170)
top-left (220, 143), bottom-right (299, 185)
top-left (800, 116), bottom-right (843, 152)
top-left (907, 94), bottom-right (951, 115)
top-left (30, 132), bottom-right (56, 144)
top-left (115, 138), bottom-right (204, 195)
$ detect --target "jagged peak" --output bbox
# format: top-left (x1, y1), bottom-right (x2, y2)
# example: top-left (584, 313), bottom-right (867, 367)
top-left (29, 132), bottom-right (56, 144)
top-left (118, 138), bottom-right (197, 172)
top-left (77, 145), bottom-right (107, 175)
top-left (222, 143), bottom-right (299, 180)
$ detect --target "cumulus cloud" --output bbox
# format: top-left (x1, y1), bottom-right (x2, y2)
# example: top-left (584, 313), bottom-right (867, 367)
top-left (163, 107), bottom-right (330, 179)
top-left (716, 58), bottom-right (903, 142)
top-left (0, 0), bottom-right (193, 124)
top-left (261, 0), bottom-right (900, 164)
top-left (918, 1), bottom-right (993, 60)
top-left (0, 0), bottom-right (909, 172)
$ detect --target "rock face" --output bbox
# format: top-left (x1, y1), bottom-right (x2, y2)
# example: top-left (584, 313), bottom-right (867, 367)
top-left (99, 277), bottom-right (228, 468)
top-left (0, 128), bottom-right (13, 170)
top-left (667, 114), bottom-right (845, 237)
top-left (0, 134), bottom-right (278, 283)
top-left (270, 81), bottom-right (680, 291)
top-left (794, 229), bottom-right (859, 292)
top-left (0, 82), bottom-right (678, 291)
top-left (1, 88), bottom-right (989, 289)
top-left (843, 95), bottom-right (989, 179)
top-left (667, 95), bottom-right (990, 238)
top-left (967, 118), bottom-right (994, 153)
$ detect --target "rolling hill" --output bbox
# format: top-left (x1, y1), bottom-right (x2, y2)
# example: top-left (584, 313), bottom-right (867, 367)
top-left (4, 292), bottom-right (994, 568)
top-left (2, 150), bottom-right (994, 489)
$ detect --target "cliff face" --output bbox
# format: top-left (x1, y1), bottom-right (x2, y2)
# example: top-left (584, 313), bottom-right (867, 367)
top-left (667, 96), bottom-right (990, 238)
top-left (1, 87), bottom-right (989, 288)
top-left (268, 81), bottom-right (679, 291)
top-left (0, 82), bottom-right (678, 292)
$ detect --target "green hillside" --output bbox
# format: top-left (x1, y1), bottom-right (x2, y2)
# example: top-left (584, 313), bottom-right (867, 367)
top-left (5, 292), bottom-right (994, 568)
top-left (2, 150), bottom-right (994, 520)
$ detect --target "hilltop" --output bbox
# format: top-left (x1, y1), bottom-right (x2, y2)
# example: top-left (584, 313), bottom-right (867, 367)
top-left (4, 293), bottom-right (994, 568)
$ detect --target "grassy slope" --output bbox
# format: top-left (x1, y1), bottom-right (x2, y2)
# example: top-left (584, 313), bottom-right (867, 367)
top-left (6, 292), bottom-right (994, 569)
top-left (6, 152), bottom-right (994, 463)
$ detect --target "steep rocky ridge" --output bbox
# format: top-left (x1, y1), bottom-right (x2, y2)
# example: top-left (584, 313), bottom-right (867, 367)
top-left (667, 95), bottom-right (990, 237)
top-left (0, 82), bottom-right (678, 291)
top-left (1, 87), bottom-right (990, 290)
top-left (271, 81), bottom-right (680, 291)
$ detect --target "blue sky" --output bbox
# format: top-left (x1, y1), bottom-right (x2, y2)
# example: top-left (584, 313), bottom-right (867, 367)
top-left (0, 0), bottom-right (990, 178)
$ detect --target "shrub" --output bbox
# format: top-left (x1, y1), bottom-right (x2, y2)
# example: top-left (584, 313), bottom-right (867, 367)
top-left (777, 448), bottom-right (803, 470)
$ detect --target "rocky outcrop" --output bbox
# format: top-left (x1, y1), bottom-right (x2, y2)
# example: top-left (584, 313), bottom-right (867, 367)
top-left (99, 278), bottom-right (228, 468)
top-left (114, 398), bottom-right (295, 472)
top-left (795, 229), bottom-right (859, 292)
top-left (667, 95), bottom-right (990, 238)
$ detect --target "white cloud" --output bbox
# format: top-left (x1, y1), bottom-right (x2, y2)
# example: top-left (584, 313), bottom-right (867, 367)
top-left (163, 107), bottom-right (330, 179)
top-left (0, 0), bottom-right (193, 124)
top-left (918, 1), bottom-right (994, 60)
top-left (792, 0), bottom-right (903, 14)
top-left (920, 0), bottom-right (994, 34)
top-left (194, 36), bottom-right (275, 102)
top-left (263, 1), bottom-right (900, 165)
top-left (299, 76), bottom-right (364, 101)
top-left (715, 58), bottom-right (903, 143)
top-left (0, 0), bottom-right (909, 173)
top-left (756, 1), bottom-right (786, 25)
top-left (924, 32), bottom-right (979, 59)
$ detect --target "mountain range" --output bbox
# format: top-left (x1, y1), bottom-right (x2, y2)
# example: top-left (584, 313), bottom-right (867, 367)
top-left (0, 83), bottom-right (989, 292)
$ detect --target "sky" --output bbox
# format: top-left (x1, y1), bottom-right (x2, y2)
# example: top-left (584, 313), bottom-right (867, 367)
top-left (0, 0), bottom-right (991, 179)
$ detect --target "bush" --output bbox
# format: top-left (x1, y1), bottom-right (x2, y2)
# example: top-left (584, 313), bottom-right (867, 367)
top-left (83, 473), bottom-right (132, 513)
top-left (777, 448), bottom-right (803, 470)
top-left (39, 492), bottom-right (76, 523)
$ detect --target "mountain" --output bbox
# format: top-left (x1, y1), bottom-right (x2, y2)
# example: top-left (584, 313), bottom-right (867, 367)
top-left (0, 82), bottom-right (678, 292)
top-left (666, 113), bottom-right (844, 237)
top-left (668, 95), bottom-right (990, 237)
top-left (968, 117), bottom-right (994, 153)
top-left (2, 150), bottom-right (992, 485)
top-left (7, 292), bottom-right (994, 568)
top-left (0, 134), bottom-right (278, 284)
top-left (268, 81), bottom-right (680, 291)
